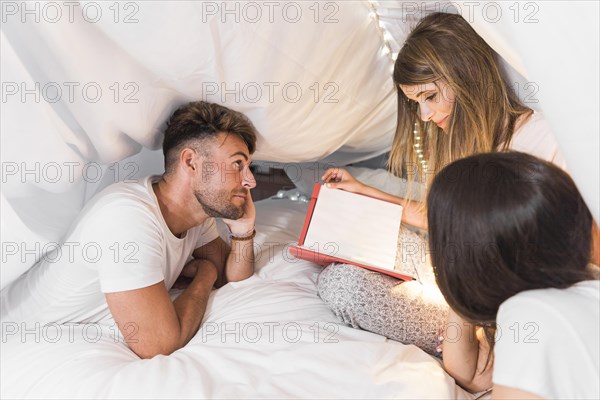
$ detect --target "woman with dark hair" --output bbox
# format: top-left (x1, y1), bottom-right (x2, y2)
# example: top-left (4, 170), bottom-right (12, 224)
top-left (317, 11), bottom-right (599, 358)
top-left (427, 151), bottom-right (599, 398)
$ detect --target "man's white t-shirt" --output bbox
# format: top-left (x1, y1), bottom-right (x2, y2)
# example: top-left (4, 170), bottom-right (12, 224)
top-left (493, 279), bottom-right (600, 399)
top-left (1, 176), bottom-right (219, 324)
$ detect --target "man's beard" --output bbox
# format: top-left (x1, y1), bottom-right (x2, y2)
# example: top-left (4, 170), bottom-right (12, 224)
top-left (194, 188), bottom-right (244, 219)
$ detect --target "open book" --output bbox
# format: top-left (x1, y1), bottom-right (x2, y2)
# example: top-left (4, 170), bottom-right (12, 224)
top-left (289, 184), bottom-right (415, 281)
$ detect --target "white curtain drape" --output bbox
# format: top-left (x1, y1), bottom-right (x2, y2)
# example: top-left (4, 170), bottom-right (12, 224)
top-left (1, 1), bottom-right (598, 289)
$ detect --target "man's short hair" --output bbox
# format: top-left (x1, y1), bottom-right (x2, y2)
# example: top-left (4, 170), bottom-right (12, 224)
top-left (162, 101), bottom-right (258, 174)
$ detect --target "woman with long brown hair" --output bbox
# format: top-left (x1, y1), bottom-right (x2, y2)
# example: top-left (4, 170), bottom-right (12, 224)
top-left (323, 12), bottom-right (565, 226)
top-left (317, 12), bottom-right (598, 359)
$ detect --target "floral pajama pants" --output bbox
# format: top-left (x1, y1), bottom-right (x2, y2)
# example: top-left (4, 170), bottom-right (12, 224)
top-left (317, 226), bottom-right (448, 357)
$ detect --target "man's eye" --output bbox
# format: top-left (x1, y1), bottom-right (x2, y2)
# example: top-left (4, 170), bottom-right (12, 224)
top-left (233, 161), bottom-right (242, 169)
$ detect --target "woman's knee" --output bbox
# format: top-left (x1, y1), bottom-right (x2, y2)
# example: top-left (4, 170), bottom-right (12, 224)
top-left (317, 264), bottom-right (403, 324)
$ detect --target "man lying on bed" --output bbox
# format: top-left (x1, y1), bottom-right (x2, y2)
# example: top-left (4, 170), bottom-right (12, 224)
top-left (1, 101), bottom-right (258, 359)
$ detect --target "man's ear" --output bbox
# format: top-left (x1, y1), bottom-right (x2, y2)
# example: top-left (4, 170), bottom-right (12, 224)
top-left (179, 148), bottom-right (197, 174)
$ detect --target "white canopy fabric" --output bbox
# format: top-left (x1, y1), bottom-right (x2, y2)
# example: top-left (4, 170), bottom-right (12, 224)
top-left (1, 1), bottom-right (598, 289)
top-left (460, 0), bottom-right (599, 226)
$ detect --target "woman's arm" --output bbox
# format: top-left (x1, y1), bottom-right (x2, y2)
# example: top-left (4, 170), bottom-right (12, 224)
top-left (591, 221), bottom-right (600, 266)
top-left (321, 168), bottom-right (427, 229)
top-left (442, 308), bottom-right (493, 393)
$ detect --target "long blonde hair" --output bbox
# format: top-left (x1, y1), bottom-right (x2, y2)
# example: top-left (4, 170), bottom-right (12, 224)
top-left (388, 13), bottom-right (531, 200)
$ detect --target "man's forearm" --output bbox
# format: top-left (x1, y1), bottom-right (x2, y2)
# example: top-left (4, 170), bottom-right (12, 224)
top-left (172, 259), bottom-right (217, 348)
top-left (224, 238), bottom-right (255, 283)
top-left (108, 259), bottom-right (217, 359)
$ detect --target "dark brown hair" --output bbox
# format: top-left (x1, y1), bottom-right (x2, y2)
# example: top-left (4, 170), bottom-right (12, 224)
top-left (162, 101), bottom-right (258, 174)
top-left (390, 12), bottom-right (531, 197)
top-left (427, 151), bottom-right (594, 356)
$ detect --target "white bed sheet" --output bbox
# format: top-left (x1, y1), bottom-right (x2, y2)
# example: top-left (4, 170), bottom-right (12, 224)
top-left (1, 197), bottom-right (473, 399)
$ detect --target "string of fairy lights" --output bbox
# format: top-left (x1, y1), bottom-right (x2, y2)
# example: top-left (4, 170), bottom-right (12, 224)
top-left (269, 2), bottom-right (428, 203)
top-left (367, 0), bottom-right (429, 174)
top-left (366, 0), bottom-right (398, 65)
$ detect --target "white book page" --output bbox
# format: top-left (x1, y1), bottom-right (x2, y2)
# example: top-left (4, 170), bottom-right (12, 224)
top-left (303, 185), bottom-right (403, 271)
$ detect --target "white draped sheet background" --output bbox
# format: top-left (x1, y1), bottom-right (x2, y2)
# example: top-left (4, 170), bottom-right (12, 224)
top-left (1, 0), bottom-right (598, 289)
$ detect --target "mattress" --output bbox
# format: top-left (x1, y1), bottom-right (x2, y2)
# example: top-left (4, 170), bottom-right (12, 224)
top-left (1, 195), bottom-right (474, 399)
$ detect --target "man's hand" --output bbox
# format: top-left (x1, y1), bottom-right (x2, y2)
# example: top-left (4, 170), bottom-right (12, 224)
top-left (193, 192), bottom-right (256, 288)
top-left (174, 258), bottom-right (218, 289)
top-left (222, 191), bottom-right (256, 236)
top-left (195, 192), bottom-right (255, 286)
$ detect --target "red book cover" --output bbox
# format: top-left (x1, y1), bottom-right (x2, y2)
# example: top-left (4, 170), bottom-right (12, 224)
top-left (289, 184), bottom-right (414, 281)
